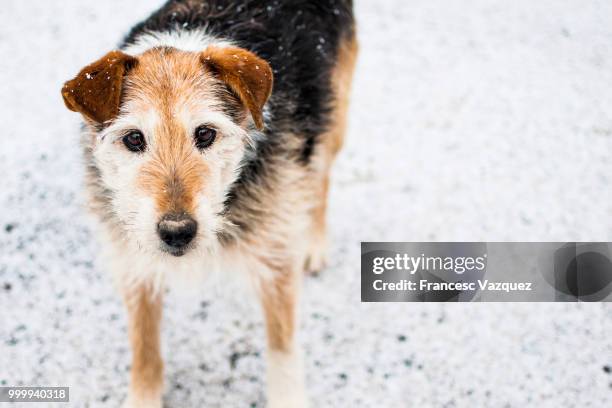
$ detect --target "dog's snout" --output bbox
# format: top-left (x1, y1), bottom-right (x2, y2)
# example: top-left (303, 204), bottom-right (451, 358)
top-left (157, 213), bottom-right (197, 254)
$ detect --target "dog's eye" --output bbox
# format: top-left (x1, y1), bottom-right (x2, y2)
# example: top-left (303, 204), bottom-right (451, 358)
top-left (122, 130), bottom-right (146, 152)
top-left (194, 126), bottom-right (216, 150)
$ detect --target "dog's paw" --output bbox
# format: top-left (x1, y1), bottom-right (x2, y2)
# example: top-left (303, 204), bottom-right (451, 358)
top-left (303, 235), bottom-right (328, 276)
top-left (267, 349), bottom-right (308, 408)
top-left (122, 393), bottom-right (163, 408)
top-left (268, 395), bottom-right (309, 408)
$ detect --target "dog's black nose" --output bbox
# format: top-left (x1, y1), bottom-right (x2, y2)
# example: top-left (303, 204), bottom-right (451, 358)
top-left (157, 213), bottom-right (197, 254)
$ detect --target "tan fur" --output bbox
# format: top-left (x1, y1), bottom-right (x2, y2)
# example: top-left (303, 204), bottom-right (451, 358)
top-left (125, 286), bottom-right (163, 404)
top-left (62, 51), bottom-right (137, 123)
top-left (305, 34), bottom-right (358, 274)
top-left (324, 34), bottom-right (359, 158)
top-left (129, 48), bottom-right (212, 215)
top-left (260, 268), bottom-right (297, 351)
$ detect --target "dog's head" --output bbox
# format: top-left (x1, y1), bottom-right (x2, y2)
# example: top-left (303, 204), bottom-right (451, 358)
top-left (62, 46), bottom-right (273, 257)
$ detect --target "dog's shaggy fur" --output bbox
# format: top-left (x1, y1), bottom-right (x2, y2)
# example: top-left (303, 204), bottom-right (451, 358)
top-left (61, 1), bottom-right (356, 407)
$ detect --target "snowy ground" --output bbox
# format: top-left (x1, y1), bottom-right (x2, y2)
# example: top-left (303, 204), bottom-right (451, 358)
top-left (1, 0), bottom-right (611, 407)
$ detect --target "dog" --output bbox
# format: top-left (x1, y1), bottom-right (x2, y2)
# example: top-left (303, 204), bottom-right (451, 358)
top-left (61, 1), bottom-right (356, 406)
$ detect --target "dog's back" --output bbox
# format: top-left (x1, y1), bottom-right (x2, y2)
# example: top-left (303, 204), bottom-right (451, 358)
top-left (123, 0), bottom-right (355, 162)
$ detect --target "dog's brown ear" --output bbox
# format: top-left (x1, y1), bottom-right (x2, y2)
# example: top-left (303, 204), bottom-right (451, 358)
top-left (201, 46), bottom-right (273, 130)
top-left (61, 51), bottom-right (138, 123)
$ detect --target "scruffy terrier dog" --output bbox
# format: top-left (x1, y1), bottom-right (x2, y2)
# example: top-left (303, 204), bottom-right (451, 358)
top-left (61, 1), bottom-right (356, 407)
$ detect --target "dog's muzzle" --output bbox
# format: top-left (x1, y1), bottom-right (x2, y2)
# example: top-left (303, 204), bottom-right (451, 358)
top-left (157, 212), bottom-right (197, 256)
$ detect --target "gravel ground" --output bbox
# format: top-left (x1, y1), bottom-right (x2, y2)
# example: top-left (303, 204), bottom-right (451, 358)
top-left (1, 1), bottom-right (611, 407)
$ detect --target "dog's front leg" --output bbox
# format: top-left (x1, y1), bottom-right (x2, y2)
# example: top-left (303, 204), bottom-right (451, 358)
top-left (260, 268), bottom-right (307, 408)
top-left (122, 285), bottom-right (164, 408)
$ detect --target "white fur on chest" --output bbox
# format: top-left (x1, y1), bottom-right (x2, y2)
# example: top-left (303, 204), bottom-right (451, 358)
top-left (97, 225), bottom-right (269, 296)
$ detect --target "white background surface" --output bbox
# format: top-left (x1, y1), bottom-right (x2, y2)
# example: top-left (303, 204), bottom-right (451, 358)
top-left (1, 1), bottom-right (611, 406)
